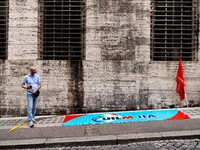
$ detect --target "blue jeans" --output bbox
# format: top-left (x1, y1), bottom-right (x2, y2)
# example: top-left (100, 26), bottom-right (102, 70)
top-left (27, 94), bottom-right (38, 122)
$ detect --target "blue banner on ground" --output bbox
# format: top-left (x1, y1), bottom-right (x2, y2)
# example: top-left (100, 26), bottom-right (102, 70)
top-left (62, 109), bottom-right (190, 127)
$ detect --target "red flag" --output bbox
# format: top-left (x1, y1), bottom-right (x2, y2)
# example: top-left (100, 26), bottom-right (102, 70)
top-left (176, 58), bottom-right (185, 100)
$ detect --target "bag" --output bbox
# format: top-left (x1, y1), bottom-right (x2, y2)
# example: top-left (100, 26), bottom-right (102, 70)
top-left (34, 91), bottom-right (40, 97)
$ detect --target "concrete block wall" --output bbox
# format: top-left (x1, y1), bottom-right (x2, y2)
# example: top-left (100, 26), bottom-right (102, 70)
top-left (0, 0), bottom-right (200, 116)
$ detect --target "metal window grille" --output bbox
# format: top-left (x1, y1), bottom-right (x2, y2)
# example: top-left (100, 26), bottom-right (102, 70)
top-left (151, 0), bottom-right (198, 61)
top-left (40, 0), bottom-right (85, 60)
top-left (0, 0), bottom-right (8, 59)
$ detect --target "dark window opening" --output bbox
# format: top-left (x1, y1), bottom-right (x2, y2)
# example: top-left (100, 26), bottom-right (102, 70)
top-left (40, 0), bottom-right (85, 60)
top-left (0, 0), bottom-right (8, 59)
top-left (151, 0), bottom-right (198, 61)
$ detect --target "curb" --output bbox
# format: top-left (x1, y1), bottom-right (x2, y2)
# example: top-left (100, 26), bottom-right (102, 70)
top-left (0, 130), bottom-right (200, 149)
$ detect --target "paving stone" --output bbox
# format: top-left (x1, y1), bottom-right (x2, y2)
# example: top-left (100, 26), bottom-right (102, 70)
top-left (168, 148), bottom-right (177, 150)
top-left (184, 142), bottom-right (191, 145)
top-left (181, 145), bottom-right (190, 149)
top-left (174, 142), bottom-right (183, 148)
top-left (30, 139), bottom-right (200, 150)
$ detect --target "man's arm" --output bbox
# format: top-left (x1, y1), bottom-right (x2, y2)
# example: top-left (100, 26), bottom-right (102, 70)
top-left (22, 76), bottom-right (27, 89)
top-left (21, 83), bottom-right (27, 89)
top-left (32, 82), bottom-right (42, 94)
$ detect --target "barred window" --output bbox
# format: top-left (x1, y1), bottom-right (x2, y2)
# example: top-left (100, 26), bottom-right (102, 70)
top-left (40, 0), bottom-right (85, 60)
top-left (151, 0), bottom-right (198, 61)
top-left (0, 0), bottom-right (8, 59)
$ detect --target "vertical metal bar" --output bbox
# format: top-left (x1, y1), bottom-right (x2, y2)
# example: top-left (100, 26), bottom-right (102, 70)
top-left (192, 0), bottom-right (198, 61)
top-left (165, 0), bottom-right (167, 61)
top-left (69, 0), bottom-right (71, 61)
top-left (5, 0), bottom-right (8, 59)
top-left (181, 0), bottom-right (183, 58)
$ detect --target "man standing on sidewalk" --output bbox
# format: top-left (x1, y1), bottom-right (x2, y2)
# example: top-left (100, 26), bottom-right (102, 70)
top-left (21, 66), bottom-right (42, 127)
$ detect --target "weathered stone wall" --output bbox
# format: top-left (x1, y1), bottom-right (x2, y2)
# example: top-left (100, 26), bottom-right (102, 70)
top-left (84, 0), bottom-right (200, 112)
top-left (0, 0), bottom-right (72, 116)
top-left (84, 0), bottom-right (152, 111)
top-left (0, 0), bottom-right (200, 116)
top-left (0, 0), bottom-right (84, 116)
top-left (0, 60), bottom-right (6, 115)
top-left (1, 60), bottom-right (71, 116)
top-left (8, 0), bottom-right (38, 60)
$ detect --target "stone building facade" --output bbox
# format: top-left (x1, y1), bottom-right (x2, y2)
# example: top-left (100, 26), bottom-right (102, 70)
top-left (0, 0), bottom-right (200, 116)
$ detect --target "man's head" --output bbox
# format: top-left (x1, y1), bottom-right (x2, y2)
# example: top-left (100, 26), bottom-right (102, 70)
top-left (30, 66), bottom-right (36, 75)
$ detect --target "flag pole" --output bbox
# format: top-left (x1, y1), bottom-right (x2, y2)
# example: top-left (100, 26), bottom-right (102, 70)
top-left (184, 87), bottom-right (189, 108)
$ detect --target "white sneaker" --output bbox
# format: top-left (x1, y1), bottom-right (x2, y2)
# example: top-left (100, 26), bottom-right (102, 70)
top-left (29, 121), bottom-right (34, 128)
top-left (32, 119), bottom-right (36, 124)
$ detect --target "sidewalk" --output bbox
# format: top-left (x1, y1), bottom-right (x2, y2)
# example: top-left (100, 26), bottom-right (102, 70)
top-left (0, 107), bottom-right (200, 149)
